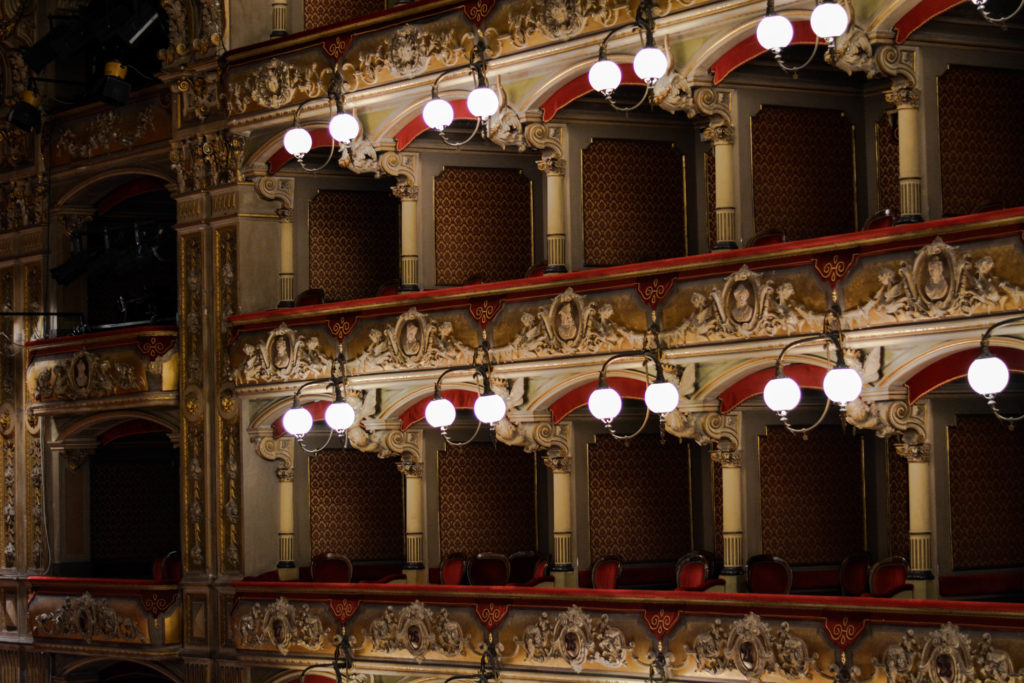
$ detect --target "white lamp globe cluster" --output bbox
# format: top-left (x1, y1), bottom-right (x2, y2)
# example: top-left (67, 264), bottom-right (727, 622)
top-left (588, 45), bottom-right (668, 95)
top-left (587, 377), bottom-right (680, 424)
top-left (283, 106), bottom-right (362, 158)
top-left (425, 391), bottom-right (507, 430)
top-left (282, 396), bottom-right (357, 439)
top-left (762, 362), bottom-right (862, 415)
top-left (422, 83), bottom-right (499, 132)
top-left (968, 347), bottom-right (1010, 397)
top-left (755, 0), bottom-right (849, 52)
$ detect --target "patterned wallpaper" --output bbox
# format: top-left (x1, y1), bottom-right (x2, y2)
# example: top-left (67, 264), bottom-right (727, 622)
top-left (705, 151), bottom-right (717, 247)
top-left (938, 66), bottom-right (1024, 216)
top-left (438, 442), bottom-right (537, 559)
top-left (90, 437), bottom-right (179, 565)
top-left (758, 426), bottom-right (864, 565)
top-left (875, 113), bottom-right (900, 216)
top-left (948, 415), bottom-right (1024, 569)
top-left (751, 106), bottom-right (856, 241)
top-left (304, 0), bottom-right (385, 30)
top-left (582, 139), bottom-right (687, 267)
top-left (310, 448), bottom-right (404, 559)
top-left (309, 190), bottom-right (400, 302)
top-left (712, 459), bottom-right (723, 560)
top-left (588, 434), bottom-right (692, 562)
top-left (886, 438), bottom-right (909, 559)
top-left (434, 167), bottom-right (533, 286)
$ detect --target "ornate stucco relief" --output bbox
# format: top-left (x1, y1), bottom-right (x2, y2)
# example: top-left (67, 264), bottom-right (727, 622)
top-left (170, 131), bottom-right (247, 192)
top-left (347, 308), bottom-right (474, 374)
top-left (344, 25), bottom-right (458, 85)
top-left (53, 106), bottom-right (158, 162)
top-left (236, 323), bottom-right (334, 385)
top-left (873, 623), bottom-right (1020, 683)
top-left (34, 593), bottom-right (141, 643)
top-left (515, 605), bottom-right (632, 673)
top-left (0, 177), bottom-right (47, 231)
top-left (507, 0), bottom-right (615, 46)
top-left (237, 597), bottom-right (328, 655)
top-left (32, 350), bottom-right (145, 401)
top-left (689, 613), bottom-right (815, 680)
top-left (367, 600), bottom-right (467, 663)
top-left (227, 58), bottom-right (334, 115)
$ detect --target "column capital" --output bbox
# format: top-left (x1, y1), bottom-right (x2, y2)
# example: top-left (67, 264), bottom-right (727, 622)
top-left (844, 396), bottom-right (925, 442)
top-left (254, 433), bottom-right (294, 470)
top-left (525, 122), bottom-right (566, 160)
top-left (536, 157), bottom-right (566, 176)
top-left (395, 454), bottom-right (424, 477)
top-left (886, 85), bottom-right (921, 109)
top-left (895, 441), bottom-right (931, 463)
top-left (710, 448), bottom-right (741, 468)
top-left (702, 123), bottom-right (735, 146)
top-left (275, 466), bottom-right (295, 482)
top-left (391, 181), bottom-right (420, 202)
top-left (542, 451), bottom-right (571, 473)
top-left (664, 407), bottom-right (739, 453)
top-left (255, 175), bottom-right (294, 210)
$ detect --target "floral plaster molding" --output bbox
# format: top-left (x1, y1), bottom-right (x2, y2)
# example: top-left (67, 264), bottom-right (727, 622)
top-left (236, 323), bottom-right (334, 385)
top-left (515, 605), bottom-right (632, 673)
top-left (873, 623), bottom-right (1021, 683)
top-left (507, 0), bottom-right (614, 46)
top-left (367, 600), bottom-right (467, 663)
top-left (689, 613), bottom-right (815, 681)
top-left (237, 597), bottom-right (329, 655)
top-left (34, 592), bottom-right (140, 644)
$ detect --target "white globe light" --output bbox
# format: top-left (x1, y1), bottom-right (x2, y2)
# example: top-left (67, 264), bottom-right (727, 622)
top-left (810, 1), bottom-right (849, 38)
top-left (466, 86), bottom-right (500, 119)
top-left (283, 127), bottom-right (313, 157)
top-left (633, 46), bottom-right (668, 84)
top-left (588, 59), bottom-right (622, 94)
top-left (588, 386), bottom-right (623, 422)
top-left (823, 366), bottom-right (863, 405)
top-left (425, 397), bottom-right (456, 429)
top-left (328, 112), bottom-right (360, 144)
top-left (968, 353), bottom-right (1010, 396)
top-left (282, 406), bottom-right (314, 437)
top-left (474, 392), bottom-right (507, 425)
top-left (756, 13), bottom-right (794, 51)
top-left (763, 376), bottom-right (801, 413)
top-left (324, 400), bottom-right (356, 432)
top-left (644, 381), bottom-right (680, 415)
top-left (422, 98), bottom-right (454, 131)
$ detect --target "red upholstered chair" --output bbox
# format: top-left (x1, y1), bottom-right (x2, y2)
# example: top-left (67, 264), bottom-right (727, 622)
top-left (860, 208), bottom-right (894, 232)
top-left (590, 555), bottom-right (623, 590)
top-left (508, 551), bottom-right (554, 586)
top-left (746, 554), bottom-right (792, 594)
top-left (748, 231), bottom-right (786, 247)
top-left (152, 551), bottom-right (182, 583)
top-left (439, 553), bottom-right (467, 585)
top-left (468, 553), bottom-right (511, 586)
top-left (310, 553), bottom-right (353, 583)
top-left (675, 551), bottom-right (726, 591)
top-left (864, 556), bottom-right (913, 598)
top-left (839, 551), bottom-right (873, 596)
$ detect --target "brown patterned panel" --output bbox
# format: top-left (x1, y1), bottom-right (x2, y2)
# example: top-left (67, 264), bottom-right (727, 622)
top-left (758, 425), bottom-right (864, 565)
top-left (705, 150), bottom-right (717, 247)
top-left (948, 415), bottom-right (1024, 569)
top-left (90, 438), bottom-right (180, 565)
top-left (751, 106), bottom-right (856, 241)
top-left (310, 448), bottom-right (404, 559)
top-left (876, 113), bottom-right (900, 216)
top-left (582, 139), bottom-right (687, 267)
top-left (588, 434), bottom-right (692, 562)
top-left (438, 442), bottom-right (536, 558)
top-left (309, 190), bottom-right (400, 302)
top-left (304, 0), bottom-right (384, 30)
top-left (434, 167), bottom-right (533, 286)
top-left (712, 460), bottom-right (723, 560)
top-left (886, 438), bottom-right (909, 559)
top-left (938, 66), bottom-right (1024, 216)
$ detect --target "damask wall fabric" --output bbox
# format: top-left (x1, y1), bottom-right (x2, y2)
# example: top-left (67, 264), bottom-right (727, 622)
top-left (938, 66), bottom-right (1024, 216)
top-left (875, 113), bottom-right (900, 217)
top-left (588, 434), bottom-right (692, 562)
top-left (90, 437), bottom-right (179, 570)
top-left (310, 448), bottom-right (404, 559)
top-left (309, 190), bottom-right (400, 302)
top-left (712, 459), bottom-right (723, 560)
top-left (948, 415), bottom-right (1024, 569)
top-left (304, 0), bottom-right (385, 30)
top-left (705, 151), bottom-right (717, 247)
top-left (434, 167), bottom-right (533, 286)
top-left (758, 426), bottom-right (864, 565)
top-left (751, 106), bottom-right (856, 241)
top-left (438, 442), bottom-right (537, 559)
top-left (886, 438), bottom-right (909, 560)
top-left (582, 139), bottom-right (687, 266)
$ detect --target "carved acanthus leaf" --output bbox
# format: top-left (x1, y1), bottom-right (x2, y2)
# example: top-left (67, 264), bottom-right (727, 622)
top-left (176, 71), bottom-right (222, 122)
top-left (514, 605), bottom-right (632, 673)
top-left (170, 131), bottom-right (247, 192)
top-left (508, 0), bottom-right (614, 46)
top-left (347, 308), bottom-right (474, 374)
top-left (366, 600), bottom-right (467, 663)
top-left (227, 59), bottom-right (333, 114)
top-left (339, 137), bottom-right (380, 176)
top-left (689, 613), bottom-right (816, 681)
top-left (844, 399), bottom-right (923, 441)
top-left (54, 106), bottom-right (157, 162)
top-left (347, 25), bottom-right (458, 84)
top-left (486, 107), bottom-right (526, 151)
top-left (237, 597), bottom-right (329, 655)
top-left (34, 592), bottom-right (141, 643)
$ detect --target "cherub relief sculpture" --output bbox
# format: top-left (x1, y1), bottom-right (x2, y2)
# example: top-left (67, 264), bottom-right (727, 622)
top-left (34, 350), bottom-right (143, 401)
top-left (346, 309), bottom-right (474, 374)
top-left (343, 388), bottom-right (389, 455)
top-left (235, 323), bottom-right (333, 385)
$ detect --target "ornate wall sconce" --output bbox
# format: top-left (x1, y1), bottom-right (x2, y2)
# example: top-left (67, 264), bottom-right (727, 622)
top-left (755, 0), bottom-right (850, 74)
top-left (281, 361), bottom-right (356, 452)
top-left (587, 0), bottom-right (669, 111)
top-left (425, 343), bottom-right (508, 444)
top-left (970, 0), bottom-right (1023, 24)
top-left (762, 305), bottom-right (862, 434)
top-left (282, 76), bottom-right (361, 171)
top-left (587, 342), bottom-right (680, 439)
top-left (421, 31), bottom-right (502, 147)
top-left (443, 634), bottom-right (501, 682)
top-left (299, 630), bottom-right (356, 682)
top-left (967, 313), bottom-right (1024, 424)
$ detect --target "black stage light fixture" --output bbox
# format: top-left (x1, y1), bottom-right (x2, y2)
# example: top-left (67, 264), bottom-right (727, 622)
top-left (8, 89), bottom-right (42, 133)
top-left (98, 60), bottom-right (131, 105)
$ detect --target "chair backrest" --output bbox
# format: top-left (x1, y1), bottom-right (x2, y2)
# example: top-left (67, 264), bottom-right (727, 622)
top-left (869, 556), bottom-right (909, 596)
top-left (590, 555), bottom-right (623, 590)
top-left (439, 553), bottom-right (467, 585)
top-left (861, 208), bottom-right (894, 232)
top-left (311, 553), bottom-right (353, 583)
top-left (468, 553), bottom-right (510, 586)
top-left (746, 554), bottom-right (792, 594)
top-left (152, 550), bottom-right (182, 583)
top-left (508, 551), bottom-right (539, 585)
top-left (840, 551), bottom-right (873, 596)
top-left (676, 551), bottom-right (712, 590)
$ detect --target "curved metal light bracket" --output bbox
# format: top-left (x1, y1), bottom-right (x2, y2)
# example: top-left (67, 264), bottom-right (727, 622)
top-left (299, 628), bottom-right (355, 682)
top-left (974, 313), bottom-right (1024, 425)
top-left (289, 75), bottom-right (355, 172)
top-left (290, 358), bottom-right (351, 453)
top-left (594, 0), bottom-right (657, 111)
top-left (430, 342), bottom-right (501, 445)
top-left (593, 343), bottom-right (664, 441)
top-left (428, 29), bottom-right (493, 147)
top-left (444, 633), bottom-right (501, 683)
top-left (971, 0), bottom-right (1024, 23)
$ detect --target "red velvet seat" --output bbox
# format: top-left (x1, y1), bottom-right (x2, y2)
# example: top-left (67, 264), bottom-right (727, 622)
top-left (439, 553), bottom-right (467, 585)
top-left (860, 208), bottom-right (894, 231)
top-left (508, 551), bottom-right (553, 586)
top-left (152, 550), bottom-right (181, 583)
top-left (468, 553), bottom-right (510, 586)
top-left (839, 551), bottom-right (872, 596)
top-left (310, 553), bottom-right (353, 583)
top-left (746, 554), bottom-right (792, 594)
top-left (591, 555), bottom-right (623, 590)
top-left (675, 551), bottom-right (726, 591)
top-left (864, 556), bottom-right (913, 598)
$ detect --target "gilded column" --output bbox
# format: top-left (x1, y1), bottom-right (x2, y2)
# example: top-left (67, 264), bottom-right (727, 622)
top-left (525, 123), bottom-right (569, 273)
top-left (276, 209), bottom-right (294, 306)
top-left (544, 451), bottom-right (575, 587)
top-left (256, 435), bottom-right (297, 579)
top-left (23, 260), bottom-right (44, 571)
top-left (397, 457), bottom-right (426, 583)
top-left (897, 441), bottom-right (934, 597)
top-left (393, 182), bottom-right (420, 291)
top-left (703, 123), bottom-right (738, 249)
top-left (713, 447), bottom-right (744, 591)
